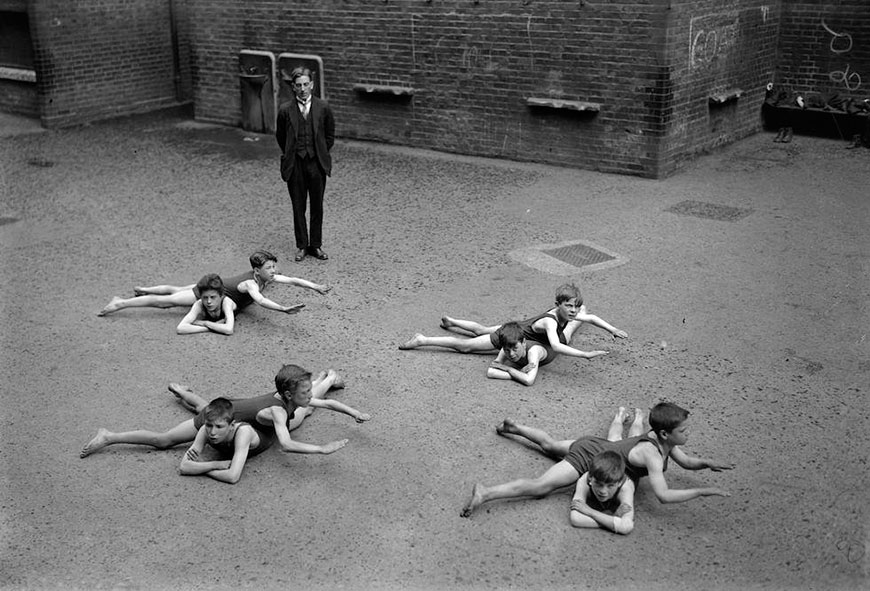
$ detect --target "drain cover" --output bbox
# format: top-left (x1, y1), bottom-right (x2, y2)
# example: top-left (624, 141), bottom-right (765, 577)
top-left (543, 243), bottom-right (615, 267)
top-left (509, 240), bottom-right (627, 276)
top-left (666, 200), bottom-right (753, 221)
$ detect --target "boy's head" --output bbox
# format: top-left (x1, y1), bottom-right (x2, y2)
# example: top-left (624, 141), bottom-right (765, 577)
top-left (495, 322), bottom-right (527, 363)
top-left (587, 450), bottom-right (627, 502)
top-left (554, 283), bottom-right (583, 306)
top-left (249, 250), bottom-right (278, 270)
top-left (649, 402), bottom-right (690, 443)
top-left (275, 364), bottom-right (313, 407)
top-left (196, 274), bottom-right (224, 311)
top-left (202, 397), bottom-right (234, 444)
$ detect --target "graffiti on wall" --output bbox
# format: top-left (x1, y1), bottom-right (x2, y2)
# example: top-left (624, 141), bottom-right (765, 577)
top-left (823, 19), bottom-right (861, 90)
top-left (688, 6), bottom-right (771, 71)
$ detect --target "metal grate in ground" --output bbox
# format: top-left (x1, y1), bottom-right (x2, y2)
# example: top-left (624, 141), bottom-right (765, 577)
top-left (666, 200), bottom-right (753, 222)
top-left (542, 243), bottom-right (616, 267)
top-left (509, 239), bottom-right (627, 276)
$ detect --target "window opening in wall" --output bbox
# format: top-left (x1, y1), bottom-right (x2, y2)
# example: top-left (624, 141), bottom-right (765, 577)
top-left (0, 11), bottom-right (34, 70)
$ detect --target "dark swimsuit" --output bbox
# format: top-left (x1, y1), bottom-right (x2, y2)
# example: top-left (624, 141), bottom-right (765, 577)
top-left (564, 434), bottom-right (668, 482)
top-left (489, 311), bottom-right (569, 365)
top-left (194, 392), bottom-right (286, 454)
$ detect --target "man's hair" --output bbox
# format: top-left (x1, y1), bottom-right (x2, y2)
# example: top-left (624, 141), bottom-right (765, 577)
top-left (589, 451), bottom-right (626, 484)
top-left (203, 397), bottom-right (234, 424)
top-left (196, 273), bottom-right (224, 295)
top-left (649, 402), bottom-right (690, 434)
top-left (249, 250), bottom-right (278, 269)
top-left (495, 322), bottom-right (525, 350)
top-left (554, 283), bottom-right (583, 305)
top-left (275, 364), bottom-right (312, 398)
top-left (290, 66), bottom-right (313, 83)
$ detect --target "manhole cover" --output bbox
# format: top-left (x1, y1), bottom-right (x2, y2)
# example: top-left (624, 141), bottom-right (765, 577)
top-left (543, 243), bottom-right (615, 267)
top-left (666, 200), bottom-right (753, 222)
top-left (509, 240), bottom-right (627, 276)
top-left (0, 216), bottom-right (19, 226)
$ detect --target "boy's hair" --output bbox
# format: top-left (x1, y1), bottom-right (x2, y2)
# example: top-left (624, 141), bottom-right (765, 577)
top-left (555, 283), bottom-right (583, 306)
top-left (649, 402), bottom-right (690, 434)
top-left (249, 250), bottom-right (278, 269)
top-left (495, 322), bottom-right (525, 350)
top-left (275, 364), bottom-right (312, 397)
top-left (202, 397), bottom-right (234, 424)
top-left (196, 273), bottom-right (224, 295)
top-left (289, 66), bottom-right (313, 83)
top-left (588, 451), bottom-right (626, 484)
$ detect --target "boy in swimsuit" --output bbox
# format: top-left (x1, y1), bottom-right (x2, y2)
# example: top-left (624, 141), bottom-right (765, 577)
top-left (176, 274), bottom-right (236, 335)
top-left (460, 402), bottom-right (733, 520)
top-left (399, 283), bottom-right (624, 385)
top-left (178, 397), bottom-right (272, 484)
top-left (98, 250), bottom-right (329, 319)
top-left (80, 364), bottom-right (370, 459)
top-left (570, 450), bottom-right (636, 534)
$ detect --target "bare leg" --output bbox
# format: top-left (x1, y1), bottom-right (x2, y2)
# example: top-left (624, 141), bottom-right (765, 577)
top-left (399, 333), bottom-right (497, 353)
top-left (80, 419), bottom-right (198, 458)
top-left (440, 316), bottom-right (501, 336)
top-left (606, 407), bottom-right (631, 441)
top-left (168, 383), bottom-right (208, 413)
top-left (98, 289), bottom-right (197, 316)
top-left (133, 284), bottom-right (194, 296)
top-left (628, 408), bottom-right (645, 437)
top-left (562, 319), bottom-right (584, 342)
top-left (461, 460), bottom-right (580, 517)
top-left (496, 418), bottom-right (574, 459)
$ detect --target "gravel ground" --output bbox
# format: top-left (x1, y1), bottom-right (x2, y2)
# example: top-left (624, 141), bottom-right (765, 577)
top-left (0, 109), bottom-right (867, 591)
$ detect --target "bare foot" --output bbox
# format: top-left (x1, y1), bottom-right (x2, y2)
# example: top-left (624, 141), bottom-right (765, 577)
top-left (80, 428), bottom-right (111, 458)
top-left (460, 483), bottom-right (485, 518)
top-left (440, 316), bottom-right (457, 330)
top-left (168, 383), bottom-right (202, 412)
top-left (495, 418), bottom-right (517, 437)
top-left (398, 334), bottom-right (424, 350)
top-left (326, 369), bottom-right (345, 390)
top-left (133, 287), bottom-right (149, 296)
top-left (313, 370), bottom-right (328, 383)
top-left (97, 296), bottom-right (124, 317)
top-left (615, 406), bottom-right (630, 424)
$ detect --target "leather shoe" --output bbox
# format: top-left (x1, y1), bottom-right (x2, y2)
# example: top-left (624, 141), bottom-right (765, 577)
top-left (310, 247), bottom-right (328, 260)
top-left (295, 248), bottom-right (307, 262)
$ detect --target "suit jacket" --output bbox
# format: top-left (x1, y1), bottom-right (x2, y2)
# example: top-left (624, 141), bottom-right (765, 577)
top-left (276, 96), bottom-right (335, 181)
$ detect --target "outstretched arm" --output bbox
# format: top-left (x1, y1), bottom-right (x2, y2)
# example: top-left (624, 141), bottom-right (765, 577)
top-left (643, 448), bottom-right (731, 503)
top-left (268, 406), bottom-right (350, 454)
top-left (486, 349), bottom-right (542, 386)
top-left (240, 279), bottom-right (306, 314)
top-left (569, 477), bottom-right (635, 534)
top-left (670, 446), bottom-right (735, 472)
top-left (179, 428), bottom-right (232, 475)
top-left (536, 317), bottom-right (609, 360)
top-left (575, 305), bottom-right (628, 339)
top-left (309, 398), bottom-right (371, 423)
top-left (273, 274), bottom-right (332, 295)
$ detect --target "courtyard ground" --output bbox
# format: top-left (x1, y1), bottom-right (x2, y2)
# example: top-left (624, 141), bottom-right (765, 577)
top-left (0, 109), bottom-right (867, 591)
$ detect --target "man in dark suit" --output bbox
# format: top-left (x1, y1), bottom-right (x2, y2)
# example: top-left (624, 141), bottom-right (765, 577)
top-left (276, 66), bottom-right (335, 261)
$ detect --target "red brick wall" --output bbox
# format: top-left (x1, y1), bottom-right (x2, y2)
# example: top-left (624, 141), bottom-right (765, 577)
top-left (27, 0), bottom-right (190, 127)
top-left (776, 1), bottom-right (870, 100)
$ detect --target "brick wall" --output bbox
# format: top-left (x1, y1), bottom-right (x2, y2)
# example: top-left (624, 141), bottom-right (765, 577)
top-left (27, 0), bottom-right (191, 128)
top-left (187, 0), bottom-right (781, 178)
top-left (776, 1), bottom-right (870, 100)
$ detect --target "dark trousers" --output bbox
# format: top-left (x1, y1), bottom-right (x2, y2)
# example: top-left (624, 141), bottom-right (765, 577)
top-left (287, 154), bottom-right (325, 250)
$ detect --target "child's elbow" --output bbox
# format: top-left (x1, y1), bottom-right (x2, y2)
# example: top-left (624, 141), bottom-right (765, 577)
top-left (613, 518), bottom-right (634, 535)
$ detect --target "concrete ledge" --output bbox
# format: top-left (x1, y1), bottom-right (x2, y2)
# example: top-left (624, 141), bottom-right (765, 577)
top-left (0, 67), bottom-right (36, 83)
top-left (526, 97), bottom-right (601, 112)
top-left (353, 83), bottom-right (414, 96)
top-left (709, 88), bottom-right (744, 105)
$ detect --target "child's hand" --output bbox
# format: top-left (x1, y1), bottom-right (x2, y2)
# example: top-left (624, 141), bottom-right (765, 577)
top-left (354, 413), bottom-right (371, 423)
top-left (185, 448), bottom-right (200, 462)
top-left (321, 439), bottom-right (349, 454)
top-left (283, 303), bottom-right (305, 314)
top-left (707, 461), bottom-right (735, 472)
top-left (588, 350), bottom-right (609, 358)
top-left (570, 499), bottom-right (592, 515)
top-left (217, 461), bottom-right (232, 470)
top-left (611, 328), bottom-right (628, 339)
top-left (316, 284), bottom-right (332, 295)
